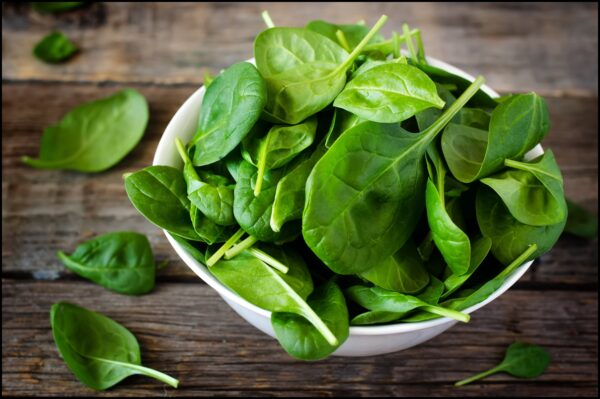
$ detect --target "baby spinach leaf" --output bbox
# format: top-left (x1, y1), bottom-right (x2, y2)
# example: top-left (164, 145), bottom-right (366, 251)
top-left (564, 198), bottom-right (598, 239)
top-left (242, 116), bottom-right (318, 195)
top-left (209, 251), bottom-right (338, 345)
top-left (303, 76), bottom-right (484, 275)
top-left (176, 138), bottom-right (236, 226)
top-left (22, 89), bottom-right (148, 172)
top-left (233, 160), bottom-right (299, 242)
top-left (476, 185), bottom-right (566, 265)
top-left (124, 165), bottom-right (201, 241)
top-left (170, 234), bottom-right (206, 263)
top-left (272, 280), bottom-right (349, 360)
top-left (305, 19), bottom-right (385, 50)
top-left (334, 63), bottom-right (445, 123)
top-left (481, 150), bottom-right (567, 226)
top-left (271, 139), bottom-right (327, 232)
top-left (189, 204), bottom-right (230, 244)
top-left (255, 16), bottom-right (387, 124)
top-left (346, 285), bottom-right (470, 323)
top-left (441, 93), bottom-right (550, 183)
top-left (32, 2), bottom-right (84, 12)
top-left (57, 232), bottom-right (156, 295)
top-left (50, 302), bottom-right (178, 390)
top-left (441, 236), bottom-right (492, 299)
top-left (189, 62), bottom-right (266, 166)
top-left (33, 31), bottom-right (78, 63)
top-left (324, 109), bottom-right (365, 148)
top-left (359, 239), bottom-right (430, 294)
top-left (455, 341), bottom-right (550, 386)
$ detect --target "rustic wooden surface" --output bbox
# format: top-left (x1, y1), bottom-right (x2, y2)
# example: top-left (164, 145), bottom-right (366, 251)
top-left (2, 2), bottom-right (598, 397)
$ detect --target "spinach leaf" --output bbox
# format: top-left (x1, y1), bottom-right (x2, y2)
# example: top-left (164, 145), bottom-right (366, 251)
top-left (334, 63), bottom-right (445, 123)
top-left (176, 138), bottom-right (236, 226)
top-left (22, 89), bottom-right (148, 172)
top-left (455, 341), bottom-right (550, 386)
top-left (189, 62), bottom-right (266, 166)
top-left (189, 204), bottom-right (230, 244)
top-left (476, 185), bottom-right (565, 265)
top-left (481, 150), bottom-right (567, 226)
top-left (359, 239), bottom-right (430, 294)
top-left (564, 198), bottom-right (598, 239)
top-left (242, 116), bottom-right (318, 195)
top-left (124, 165), bottom-right (201, 241)
top-left (324, 108), bottom-right (365, 148)
top-left (31, 2), bottom-right (84, 12)
top-left (441, 236), bottom-right (492, 299)
top-left (209, 251), bottom-right (338, 345)
top-left (346, 285), bottom-right (470, 323)
top-left (303, 76), bottom-right (484, 275)
top-left (305, 19), bottom-right (385, 50)
top-left (271, 139), bottom-right (327, 232)
top-left (50, 302), bottom-right (178, 390)
top-left (57, 232), bottom-right (156, 295)
top-left (272, 280), bottom-right (349, 360)
top-left (233, 160), bottom-right (299, 242)
top-left (254, 16), bottom-right (387, 124)
top-left (170, 234), bottom-right (206, 263)
top-left (441, 93), bottom-right (550, 183)
top-left (33, 31), bottom-right (78, 63)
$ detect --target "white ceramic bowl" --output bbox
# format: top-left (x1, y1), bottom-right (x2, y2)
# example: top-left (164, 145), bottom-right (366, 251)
top-left (153, 56), bottom-right (542, 357)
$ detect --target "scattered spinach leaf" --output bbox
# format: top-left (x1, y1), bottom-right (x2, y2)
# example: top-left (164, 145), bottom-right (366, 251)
top-left (33, 31), bottom-right (78, 63)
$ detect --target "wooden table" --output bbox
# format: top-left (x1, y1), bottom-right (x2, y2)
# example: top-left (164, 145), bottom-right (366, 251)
top-left (3, 2), bottom-right (598, 396)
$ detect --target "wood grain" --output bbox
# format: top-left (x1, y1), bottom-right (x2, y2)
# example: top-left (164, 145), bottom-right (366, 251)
top-left (2, 2), bottom-right (598, 95)
top-left (2, 281), bottom-right (597, 397)
top-left (2, 83), bottom-right (597, 285)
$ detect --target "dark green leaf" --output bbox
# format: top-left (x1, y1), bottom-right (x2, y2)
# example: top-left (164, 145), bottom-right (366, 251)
top-left (33, 31), bottom-right (77, 63)
top-left (564, 198), bottom-right (598, 239)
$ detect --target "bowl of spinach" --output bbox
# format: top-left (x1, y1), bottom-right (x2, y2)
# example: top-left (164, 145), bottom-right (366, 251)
top-left (125, 14), bottom-right (566, 359)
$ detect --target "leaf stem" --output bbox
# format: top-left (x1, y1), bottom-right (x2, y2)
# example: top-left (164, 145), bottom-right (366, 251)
top-left (504, 158), bottom-right (529, 171)
top-left (175, 137), bottom-right (192, 165)
top-left (496, 244), bottom-right (538, 279)
top-left (415, 29), bottom-right (427, 64)
top-left (338, 14), bottom-right (388, 72)
top-left (362, 28), bottom-right (419, 53)
top-left (455, 366), bottom-right (502, 386)
top-left (206, 228), bottom-right (245, 267)
top-left (261, 10), bottom-right (275, 28)
top-left (88, 357), bottom-right (179, 388)
top-left (422, 305), bottom-right (470, 323)
top-left (392, 31), bottom-right (401, 58)
top-left (335, 30), bottom-right (351, 52)
top-left (402, 23), bottom-right (417, 61)
top-left (225, 235), bottom-right (258, 259)
top-left (420, 75), bottom-right (485, 146)
top-left (254, 141), bottom-right (268, 196)
top-left (247, 248), bottom-right (289, 274)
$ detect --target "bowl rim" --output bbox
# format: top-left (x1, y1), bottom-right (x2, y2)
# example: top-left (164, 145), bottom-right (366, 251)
top-left (153, 54), bottom-right (539, 336)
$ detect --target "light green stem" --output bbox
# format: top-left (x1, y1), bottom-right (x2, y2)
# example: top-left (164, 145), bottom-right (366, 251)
top-left (402, 23), bottom-right (417, 61)
top-left (362, 28), bottom-right (419, 53)
top-left (261, 10), bottom-right (274, 28)
top-left (88, 357), bottom-right (179, 388)
top-left (422, 305), bottom-right (470, 323)
top-left (175, 137), bottom-right (191, 165)
top-left (337, 14), bottom-right (388, 72)
top-left (206, 228), bottom-right (245, 267)
top-left (455, 366), bottom-right (503, 386)
top-left (420, 76), bottom-right (485, 146)
top-left (225, 235), bottom-right (258, 259)
top-left (504, 158), bottom-right (531, 171)
top-left (254, 141), bottom-right (268, 196)
top-left (392, 31), bottom-right (401, 58)
top-left (247, 248), bottom-right (289, 274)
top-left (415, 29), bottom-right (427, 64)
top-left (335, 30), bottom-right (351, 52)
top-left (496, 244), bottom-right (538, 279)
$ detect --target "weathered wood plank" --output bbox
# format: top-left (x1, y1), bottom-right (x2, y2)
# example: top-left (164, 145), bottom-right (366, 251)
top-left (2, 2), bottom-right (598, 95)
top-left (2, 82), bottom-right (597, 285)
top-left (2, 281), bottom-right (597, 396)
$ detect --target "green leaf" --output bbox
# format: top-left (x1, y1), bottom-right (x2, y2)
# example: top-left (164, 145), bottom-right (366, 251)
top-left (124, 165), bottom-right (201, 241)
top-left (455, 341), bottom-right (550, 386)
top-left (305, 19), bottom-right (384, 50)
top-left (334, 63), bottom-right (445, 123)
top-left (303, 77), bottom-right (484, 275)
top-left (255, 16), bottom-right (388, 124)
top-left (22, 89), bottom-right (148, 172)
top-left (189, 62), bottom-right (266, 166)
top-left (476, 185), bottom-right (566, 265)
top-left (50, 302), bottom-right (178, 390)
top-left (33, 31), bottom-right (78, 63)
top-left (359, 239), bottom-right (430, 294)
top-left (441, 93), bottom-right (550, 183)
top-left (57, 232), bottom-right (156, 295)
top-left (441, 236), bottom-right (492, 299)
top-left (272, 280), bottom-right (349, 360)
top-left (481, 151), bottom-right (567, 226)
top-left (31, 2), bottom-right (84, 12)
top-left (564, 198), bottom-right (598, 239)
